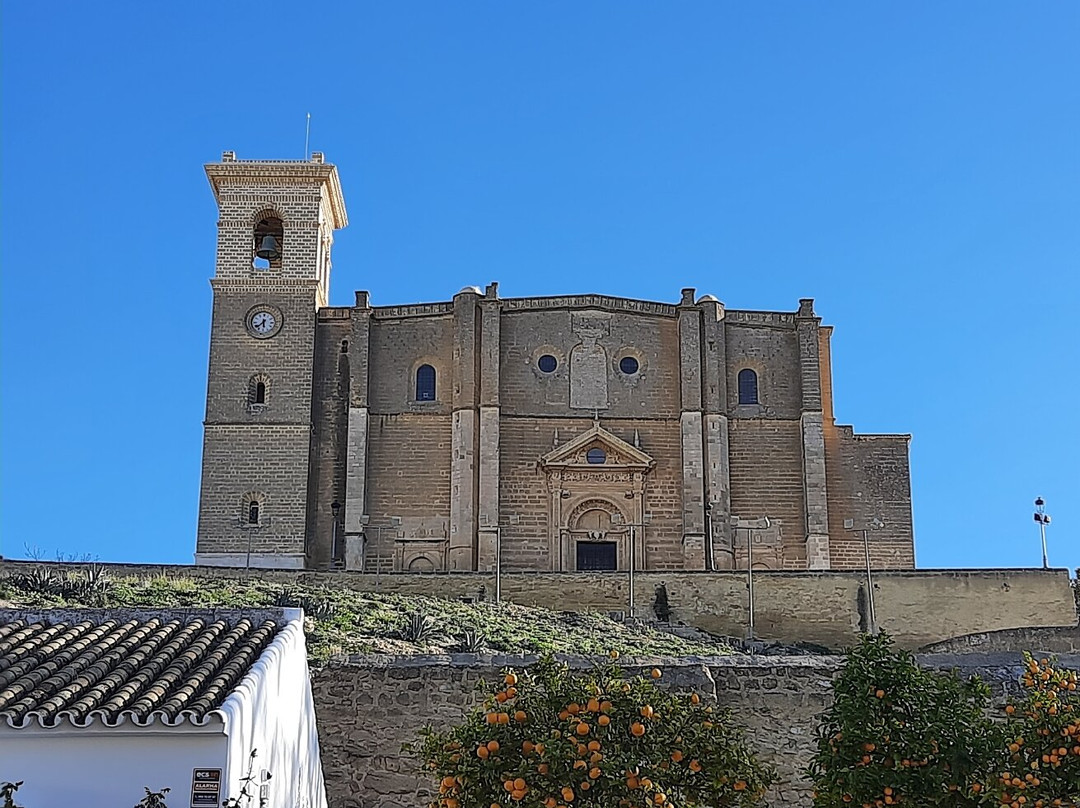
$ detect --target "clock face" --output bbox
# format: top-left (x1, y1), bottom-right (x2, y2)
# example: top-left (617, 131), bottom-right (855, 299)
top-left (246, 306), bottom-right (282, 338)
top-left (251, 311), bottom-right (276, 334)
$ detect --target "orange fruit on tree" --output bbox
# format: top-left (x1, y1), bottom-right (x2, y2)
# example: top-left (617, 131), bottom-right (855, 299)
top-left (561, 787), bottom-right (575, 802)
top-left (487, 740), bottom-right (500, 752)
top-left (587, 740), bottom-right (601, 752)
top-left (505, 673), bottom-right (518, 685)
top-left (586, 698), bottom-right (600, 713)
top-left (600, 701), bottom-right (612, 713)
top-left (598, 715), bottom-right (610, 726)
top-left (631, 722), bottom-right (646, 737)
top-left (477, 745), bottom-right (490, 759)
top-left (514, 778), bottom-right (526, 791)
top-left (690, 693), bottom-right (700, 705)
top-left (576, 723), bottom-right (590, 736)
top-left (515, 711), bottom-right (527, 723)
top-left (651, 668), bottom-right (662, 679)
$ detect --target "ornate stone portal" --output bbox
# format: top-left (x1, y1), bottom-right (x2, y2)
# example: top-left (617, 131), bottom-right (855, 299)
top-left (541, 425), bottom-right (655, 571)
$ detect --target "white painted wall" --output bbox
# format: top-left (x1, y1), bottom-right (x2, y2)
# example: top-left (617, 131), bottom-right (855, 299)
top-left (219, 614), bottom-right (328, 808)
top-left (0, 729), bottom-right (228, 807)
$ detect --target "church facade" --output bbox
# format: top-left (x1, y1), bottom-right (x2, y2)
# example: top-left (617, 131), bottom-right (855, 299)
top-left (196, 154), bottom-right (915, 573)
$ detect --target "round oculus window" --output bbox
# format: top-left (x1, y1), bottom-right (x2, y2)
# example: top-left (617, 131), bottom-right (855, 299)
top-left (537, 354), bottom-right (558, 373)
top-left (586, 448), bottom-right (607, 464)
top-left (619, 356), bottom-right (640, 375)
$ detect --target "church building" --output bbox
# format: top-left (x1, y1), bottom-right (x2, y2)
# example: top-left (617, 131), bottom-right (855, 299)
top-left (196, 153), bottom-right (914, 573)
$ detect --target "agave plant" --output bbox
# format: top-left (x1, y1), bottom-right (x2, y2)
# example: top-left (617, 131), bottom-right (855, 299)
top-left (453, 628), bottom-right (487, 653)
top-left (272, 587), bottom-right (337, 620)
top-left (399, 611), bottom-right (442, 645)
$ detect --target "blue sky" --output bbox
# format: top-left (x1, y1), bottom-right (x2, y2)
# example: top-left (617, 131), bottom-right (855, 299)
top-left (2, 2), bottom-right (1077, 572)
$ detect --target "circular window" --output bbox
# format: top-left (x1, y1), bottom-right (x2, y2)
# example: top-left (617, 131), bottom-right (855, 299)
top-left (538, 354), bottom-right (558, 373)
top-left (586, 448), bottom-right (607, 464)
top-left (619, 356), bottom-right (640, 375)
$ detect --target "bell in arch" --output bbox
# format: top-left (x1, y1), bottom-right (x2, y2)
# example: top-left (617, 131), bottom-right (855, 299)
top-left (256, 235), bottom-right (280, 261)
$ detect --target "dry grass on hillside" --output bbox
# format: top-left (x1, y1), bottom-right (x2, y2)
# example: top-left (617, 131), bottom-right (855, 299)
top-left (0, 566), bottom-right (733, 666)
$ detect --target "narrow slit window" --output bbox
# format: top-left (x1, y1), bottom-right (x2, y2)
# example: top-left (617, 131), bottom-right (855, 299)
top-left (416, 364), bottom-right (436, 401)
top-left (254, 381), bottom-right (266, 405)
top-left (248, 502), bottom-right (260, 524)
top-left (738, 368), bottom-right (759, 405)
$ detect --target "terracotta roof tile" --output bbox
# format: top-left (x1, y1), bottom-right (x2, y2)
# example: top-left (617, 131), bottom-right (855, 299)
top-left (0, 611), bottom-right (283, 728)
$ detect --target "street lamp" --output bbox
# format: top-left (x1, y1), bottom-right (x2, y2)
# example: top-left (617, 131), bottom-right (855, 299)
top-left (845, 517), bottom-right (884, 634)
top-left (1034, 497), bottom-right (1052, 569)
top-left (331, 500), bottom-right (341, 568)
top-left (612, 513), bottom-right (650, 619)
top-left (745, 517), bottom-right (769, 641)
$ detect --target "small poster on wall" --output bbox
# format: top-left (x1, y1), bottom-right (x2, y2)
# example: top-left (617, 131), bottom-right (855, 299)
top-left (191, 768), bottom-right (222, 807)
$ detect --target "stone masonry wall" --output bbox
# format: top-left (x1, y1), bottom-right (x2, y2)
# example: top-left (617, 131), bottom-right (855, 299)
top-left (310, 654), bottom-right (836, 808)
top-left (6, 562), bottom-right (1073, 651)
top-left (310, 653), bottom-right (1080, 808)
top-left (824, 425), bottom-right (914, 569)
top-left (728, 420), bottom-right (808, 568)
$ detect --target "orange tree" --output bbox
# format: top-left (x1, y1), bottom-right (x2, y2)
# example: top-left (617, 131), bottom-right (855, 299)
top-left (808, 632), bottom-right (1004, 808)
top-left (410, 653), bottom-right (773, 808)
top-left (990, 653), bottom-right (1080, 808)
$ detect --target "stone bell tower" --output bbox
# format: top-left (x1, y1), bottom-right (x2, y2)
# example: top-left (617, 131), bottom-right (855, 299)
top-left (195, 152), bottom-right (348, 568)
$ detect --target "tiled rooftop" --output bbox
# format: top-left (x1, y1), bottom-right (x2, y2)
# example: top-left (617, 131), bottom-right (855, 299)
top-left (0, 610), bottom-right (283, 728)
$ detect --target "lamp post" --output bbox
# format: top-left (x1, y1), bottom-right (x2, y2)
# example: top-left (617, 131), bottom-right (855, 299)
top-left (745, 517), bottom-right (768, 640)
top-left (1034, 497), bottom-right (1052, 569)
top-left (331, 500), bottom-right (341, 568)
top-left (704, 501), bottom-right (714, 571)
top-left (613, 513), bottom-right (650, 619)
top-left (845, 517), bottom-right (884, 634)
top-left (494, 525), bottom-right (503, 603)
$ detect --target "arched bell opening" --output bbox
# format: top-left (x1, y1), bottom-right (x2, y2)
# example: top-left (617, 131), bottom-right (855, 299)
top-left (253, 215), bottom-right (284, 269)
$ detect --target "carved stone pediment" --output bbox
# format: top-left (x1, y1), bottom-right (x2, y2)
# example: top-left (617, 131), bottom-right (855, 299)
top-left (540, 425), bottom-right (655, 471)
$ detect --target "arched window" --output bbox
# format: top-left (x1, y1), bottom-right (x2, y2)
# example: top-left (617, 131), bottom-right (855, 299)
top-left (241, 491), bottom-right (266, 527)
top-left (738, 368), bottom-right (759, 405)
top-left (416, 364), bottom-right (436, 401)
top-left (249, 374), bottom-right (271, 408)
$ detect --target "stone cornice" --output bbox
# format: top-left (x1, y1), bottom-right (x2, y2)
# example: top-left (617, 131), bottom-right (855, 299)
top-left (210, 278), bottom-right (321, 292)
top-left (205, 158), bottom-right (348, 230)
